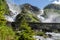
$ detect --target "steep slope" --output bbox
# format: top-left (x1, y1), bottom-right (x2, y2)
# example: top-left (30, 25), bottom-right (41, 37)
top-left (15, 4), bottom-right (40, 22)
top-left (15, 10), bottom-right (40, 22)
top-left (20, 3), bottom-right (40, 15)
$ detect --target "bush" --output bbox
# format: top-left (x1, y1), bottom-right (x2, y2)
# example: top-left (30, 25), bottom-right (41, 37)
top-left (0, 25), bottom-right (17, 40)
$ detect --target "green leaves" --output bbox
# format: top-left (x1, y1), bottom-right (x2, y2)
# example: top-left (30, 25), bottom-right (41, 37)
top-left (17, 13), bottom-right (35, 40)
top-left (0, 0), bottom-right (18, 40)
top-left (19, 30), bottom-right (35, 40)
top-left (0, 25), bottom-right (16, 40)
top-left (0, 0), bottom-right (9, 25)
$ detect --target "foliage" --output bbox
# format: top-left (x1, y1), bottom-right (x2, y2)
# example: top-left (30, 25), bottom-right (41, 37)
top-left (0, 0), bottom-right (18, 40)
top-left (0, 0), bottom-right (10, 25)
top-left (36, 31), bottom-right (45, 36)
top-left (0, 25), bottom-right (17, 40)
top-left (16, 10), bottom-right (39, 23)
top-left (18, 14), bottom-right (35, 40)
top-left (18, 30), bottom-right (35, 40)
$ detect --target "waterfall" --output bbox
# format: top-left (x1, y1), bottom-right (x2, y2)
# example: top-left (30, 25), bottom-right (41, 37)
top-left (5, 2), bottom-right (21, 22)
top-left (34, 32), bottom-right (60, 40)
top-left (37, 10), bottom-right (60, 23)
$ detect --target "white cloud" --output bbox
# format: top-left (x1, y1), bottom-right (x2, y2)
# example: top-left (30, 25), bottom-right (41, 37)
top-left (52, 0), bottom-right (60, 4)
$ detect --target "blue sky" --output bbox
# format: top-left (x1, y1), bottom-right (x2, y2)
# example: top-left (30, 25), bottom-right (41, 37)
top-left (7, 0), bottom-right (54, 9)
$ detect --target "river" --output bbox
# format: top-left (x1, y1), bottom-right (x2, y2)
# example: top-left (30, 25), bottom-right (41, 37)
top-left (34, 32), bottom-right (60, 40)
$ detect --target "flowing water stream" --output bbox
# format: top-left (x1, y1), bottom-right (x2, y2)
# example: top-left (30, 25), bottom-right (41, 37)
top-left (34, 32), bottom-right (60, 40)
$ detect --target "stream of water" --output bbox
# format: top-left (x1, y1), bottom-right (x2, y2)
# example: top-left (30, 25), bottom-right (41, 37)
top-left (34, 32), bottom-right (60, 40)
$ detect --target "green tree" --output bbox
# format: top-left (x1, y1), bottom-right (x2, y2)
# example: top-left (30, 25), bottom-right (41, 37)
top-left (0, 0), bottom-right (10, 25)
top-left (17, 13), bottom-right (35, 40)
top-left (0, 0), bottom-right (18, 40)
top-left (0, 25), bottom-right (17, 40)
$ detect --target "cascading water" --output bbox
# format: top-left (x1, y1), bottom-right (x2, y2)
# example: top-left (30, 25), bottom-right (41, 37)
top-left (37, 0), bottom-right (60, 23)
top-left (37, 9), bottom-right (60, 23)
top-left (5, 2), bottom-right (21, 22)
top-left (34, 32), bottom-right (60, 40)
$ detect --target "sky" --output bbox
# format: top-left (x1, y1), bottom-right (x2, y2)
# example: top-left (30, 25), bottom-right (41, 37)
top-left (7, 0), bottom-right (55, 9)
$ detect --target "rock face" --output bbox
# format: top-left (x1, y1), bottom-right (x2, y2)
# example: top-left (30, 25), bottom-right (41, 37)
top-left (20, 3), bottom-right (40, 14)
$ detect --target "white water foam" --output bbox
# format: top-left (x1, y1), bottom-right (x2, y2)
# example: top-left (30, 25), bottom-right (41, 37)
top-left (37, 10), bottom-right (60, 23)
top-left (5, 2), bottom-right (21, 22)
top-left (52, 0), bottom-right (60, 5)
